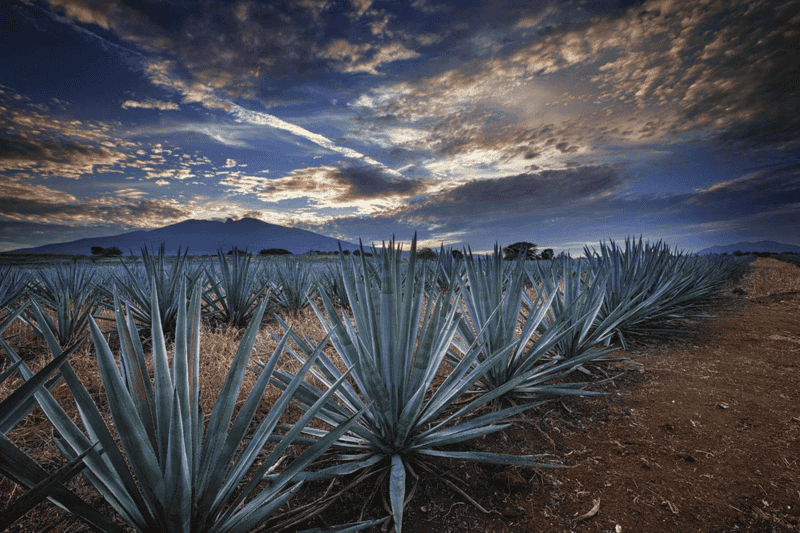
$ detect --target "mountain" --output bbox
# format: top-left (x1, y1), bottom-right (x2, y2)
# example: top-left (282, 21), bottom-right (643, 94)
top-left (697, 240), bottom-right (800, 255)
top-left (7, 218), bottom-right (362, 256)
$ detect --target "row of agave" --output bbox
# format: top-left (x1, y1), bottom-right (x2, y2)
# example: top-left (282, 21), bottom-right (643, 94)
top-left (0, 246), bottom-right (325, 349)
top-left (0, 237), bottom-right (750, 532)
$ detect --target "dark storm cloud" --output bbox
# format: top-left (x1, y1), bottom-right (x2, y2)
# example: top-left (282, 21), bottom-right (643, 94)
top-left (519, 0), bottom-right (800, 150)
top-left (689, 164), bottom-right (800, 214)
top-left (0, 186), bottom-right (195, 234)
top-left (39, 0), bottom-right (459, 105)
top-left (350, 0), bottom-right (800, 173)
top-left (328, 165), bottom-right (425, 200)
top-left (0, 130), bottom-right (130, 179)
top-left (397, 166), bottom-right (626, 220)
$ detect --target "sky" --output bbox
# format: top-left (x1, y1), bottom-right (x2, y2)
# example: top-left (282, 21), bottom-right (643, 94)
top-left (1, 0), bottom-right (799, 255)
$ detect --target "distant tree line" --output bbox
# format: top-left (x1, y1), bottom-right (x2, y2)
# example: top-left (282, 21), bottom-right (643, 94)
top-left (90, 246), bottom-right (122, 257)
top-left (414, 242), bottom-right (554, 261)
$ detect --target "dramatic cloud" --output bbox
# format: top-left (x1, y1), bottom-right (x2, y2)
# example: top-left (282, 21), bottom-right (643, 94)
top-left (221, 164), bottom-right (426, 215)
top-left (2, 0), bottom-right (798, 252)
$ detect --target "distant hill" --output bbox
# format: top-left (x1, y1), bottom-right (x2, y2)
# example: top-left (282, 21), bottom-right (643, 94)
top-left (7, 218), bottom-right (362, 256)
top-left (697, 240), bottom-right (800, 255)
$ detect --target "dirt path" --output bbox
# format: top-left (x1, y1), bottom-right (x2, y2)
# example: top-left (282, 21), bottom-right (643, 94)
top-left (401, 258), bottom-right (800, 532)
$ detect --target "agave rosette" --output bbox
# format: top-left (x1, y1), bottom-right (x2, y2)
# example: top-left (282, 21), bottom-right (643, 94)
top-left (110, 244), bottom-right (204, 333)
top-left (0, 302), bottom-right (123, 532)
top-left (271, 257), bottom-right (319, 314)
top-left (26, 262), bottom-right (101, 348)
top-left (203, 248), bottom-right (270, 328)
top-left (268, 237), bottom-right (566, 532)
top-left (528, 254), bottom-right (622, 360)
top-left (587, 237), bottom-right (736, 347)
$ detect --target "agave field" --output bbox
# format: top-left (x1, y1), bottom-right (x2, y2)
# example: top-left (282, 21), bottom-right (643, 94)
top-left (0, 237), bottom-right (752, 532)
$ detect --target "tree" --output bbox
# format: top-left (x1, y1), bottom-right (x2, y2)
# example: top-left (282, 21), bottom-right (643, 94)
top-left (415, 247), bottom-right (437, 261)
top-left (90, 246), bottom-right (122, 257)
top-left (502, 242), bottom-right (538, 261)
top-left (259, 248), bottom-right (292, 255)
top-left (451, 249), bottom-right (464, 260)
top-left (539, 248), bottom-right (554, 260)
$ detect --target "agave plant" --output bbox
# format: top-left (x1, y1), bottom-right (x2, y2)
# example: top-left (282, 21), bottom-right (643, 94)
top-left (0, 301), bottom-right (124, 532)
top-left (433, 245), bottom-right (464, 292)
top-left (271, 257), bottom-right (318, 314)
top-left (318, 262), bottom-right (351, 309)
top-left (204, 248), bottom-right (270, 328)
top-left (22, 278), bottom-right (373, 533)
top-left (586, 237), bottom-right (735, 347)
top-left (528, 254), bottom-right (621, 361)
top-left (0, 267), bottom-right (27, 313)
top-left (267, 237), bottom-right (567, 532)
top-left (452, 246), bottom-right (604, 400)
top-left (110, 244), bottom-right (204, 333)
top-left (25, 262), bottom-right (102, 348)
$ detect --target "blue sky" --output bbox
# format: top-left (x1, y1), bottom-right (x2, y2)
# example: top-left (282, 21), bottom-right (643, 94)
top-left (1, 0), bottom-right (799, 254)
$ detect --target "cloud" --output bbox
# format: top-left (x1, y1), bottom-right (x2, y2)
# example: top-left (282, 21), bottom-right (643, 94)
top-left (316, 163), bottom-right (800, 251)
top-left (690, 164), bottom-right (800, 213)
top-left (390, 166), bottom-right (627, 223)
top-left (0, 181), bottom-right (78, 207)
top-left (121, 99), bottom-right (179, 110)
top-left (318, 40), bottom-right (421, 74)
top-left (345, 0), bottom-right (800, 181)
top-left (221, 163), bottom-right (425, 214)
top-left (0, 131), bottom-right (130, 179)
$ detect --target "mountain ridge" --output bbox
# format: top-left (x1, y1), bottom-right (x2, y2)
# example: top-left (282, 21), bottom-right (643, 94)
top-left (7, 218), bottom-right (362, 256)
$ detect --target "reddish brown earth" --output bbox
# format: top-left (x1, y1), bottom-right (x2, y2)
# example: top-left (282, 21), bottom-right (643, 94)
top-left (385, 257), bottom-right (800, 533)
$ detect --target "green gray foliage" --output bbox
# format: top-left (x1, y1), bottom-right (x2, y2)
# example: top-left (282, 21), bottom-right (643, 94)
top-left (271, 258), bottom-right (318, 314)
top-left (267, 237), bottom-right (565, 532)
top-left (528, 255), bottom-right (621, 360)
top-left (204, 248), bottom-right (270, 328)
top-left (0, 267), bottom-right (27, 311)
top-left (26, 262), bottom-right (101, 347)
top-left (454, 247), bottom-right (604, 399)
top-left (0, 303), bottom-right (124, 532)
top-left (586, 237), bottom-right (739, 347)
top-left (110, 244), bottom-right (204, 333)
top-left (25, 280), bottom-right (367, 533)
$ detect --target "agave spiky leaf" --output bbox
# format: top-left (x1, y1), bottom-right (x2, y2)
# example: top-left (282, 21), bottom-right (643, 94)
top-left (203, 247), bottom-right (270, 328)
top-left (110, 244), bottom-right (203, 333)
top-left (318, 261), bottom-right (351, 309)
top-left (26, 277), bottom-right (366, 532)
top-left (268, 236), bottom-right (564, 532)
top-left (0, 267), bottom-right (27, 312)
top-left (528, 254), bottom-right (620, 360)
top-left (450, 246), bottom-right (600, 399)
top-left (433, 244), bottom-right (464, 292)
top-left (272, 257), bottom-right (318, 314)
top-left (0, 307), bottom-right (125, 533)
top-left (586, 237), bottom-right (739, 347)
top-left (25, 262), bottom-right (101, 348)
